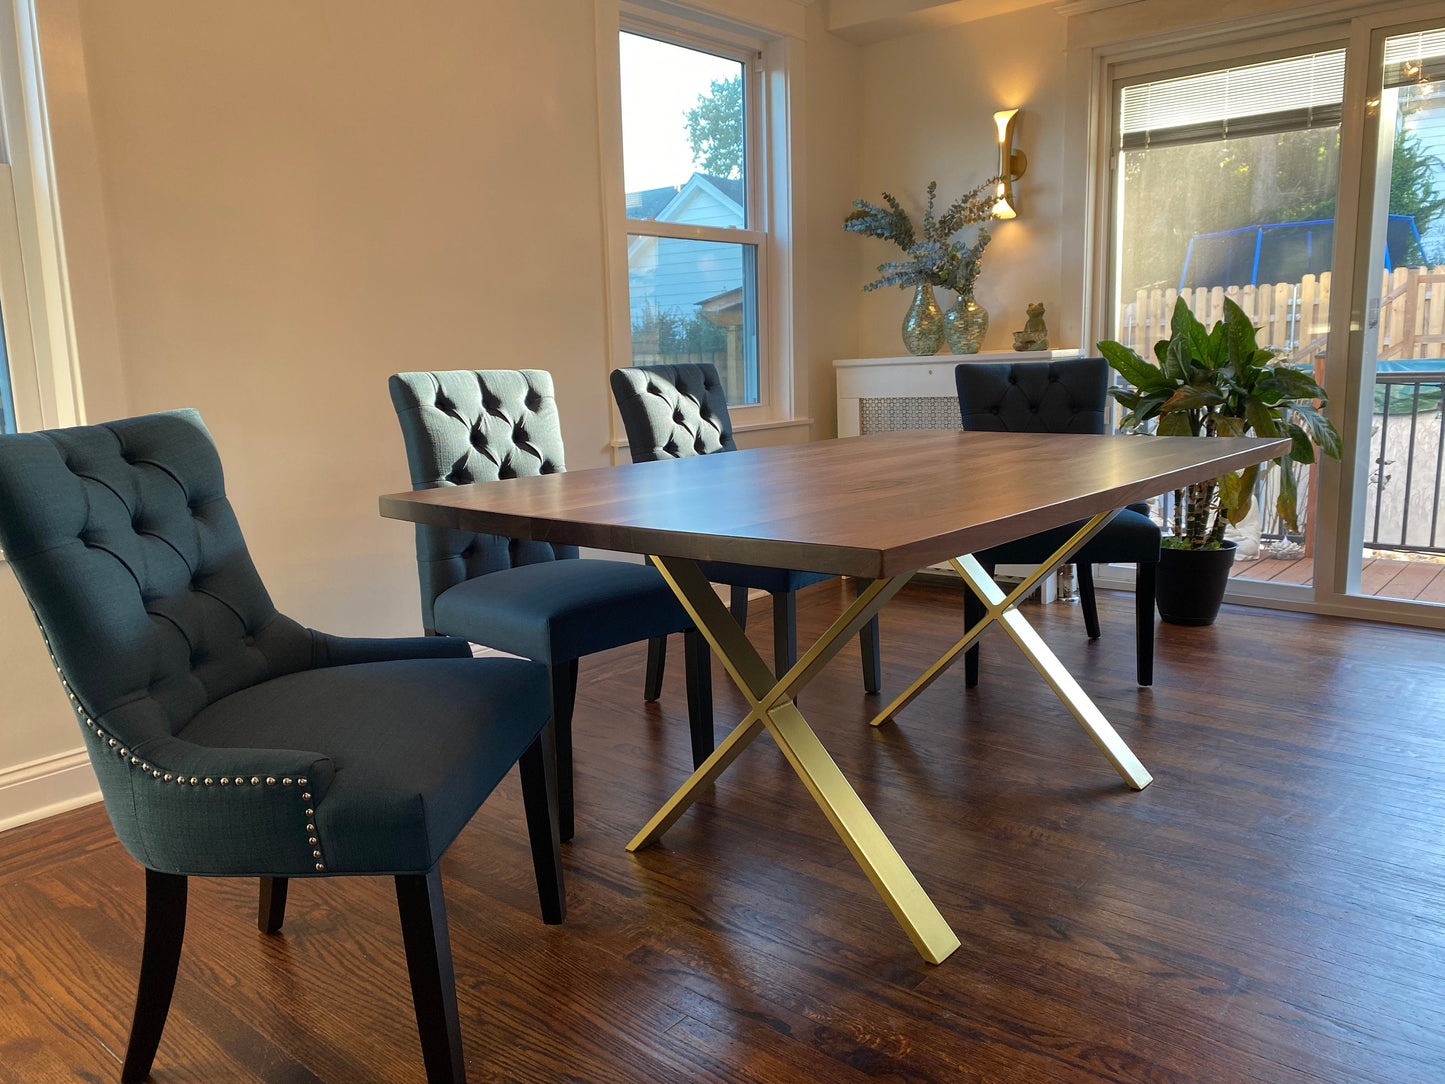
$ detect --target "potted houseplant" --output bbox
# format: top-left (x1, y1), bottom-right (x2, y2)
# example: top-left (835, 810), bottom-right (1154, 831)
top-left (1097, 296), bottom-right (1342, 625)
top-left (843, 180), bottom-right (995, 356)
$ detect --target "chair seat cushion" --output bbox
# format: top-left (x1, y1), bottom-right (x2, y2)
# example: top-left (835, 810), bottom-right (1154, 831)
top-left (180, 657), bottom-right (550, 875)
top-left (432, 558), bottom-right (691, 664)
top-left (697, 560), bottom-right (832, 594)
top-left (978, 508), bottom-right (1161, 566)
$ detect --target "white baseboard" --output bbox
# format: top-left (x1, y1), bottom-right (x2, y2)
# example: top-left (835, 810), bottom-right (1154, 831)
top-left (0, 747), bottom-right (101, 834)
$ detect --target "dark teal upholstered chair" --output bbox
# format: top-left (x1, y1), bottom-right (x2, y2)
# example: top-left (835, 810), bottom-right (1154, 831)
top-left (609, 363), bottom-right (882, 691)
top-left (0, 409), bottom-right (563, 1084)
top-left (388, 369), bottom-right (713, 843)
top-left (955, 357), bottom-right (1161, 686)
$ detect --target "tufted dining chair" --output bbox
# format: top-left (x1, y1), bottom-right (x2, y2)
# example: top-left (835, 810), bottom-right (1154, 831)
top-left (955, 357), bottom-right (1161, 686)
top-left (0, 409), bottom-right (564, 1084)
top-left (609, 363), bottom-right (882, 692)
top-left (389, 369), bottom-right (713, 843)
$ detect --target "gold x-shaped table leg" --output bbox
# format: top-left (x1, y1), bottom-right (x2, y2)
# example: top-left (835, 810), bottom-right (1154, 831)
top-left (868, 510), bottom-right (1152, 791)
top-left (627, 556), bottom-right (961, 965)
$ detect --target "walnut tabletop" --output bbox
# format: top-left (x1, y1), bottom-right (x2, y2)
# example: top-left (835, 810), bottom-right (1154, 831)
top-left (379, 431), bottom-right (1290, 579)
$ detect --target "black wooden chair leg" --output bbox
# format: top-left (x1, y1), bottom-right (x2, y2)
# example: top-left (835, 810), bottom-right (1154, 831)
top-left (858, 577), bottom-right (882, 694)
top-left (257, 876), bottom-right (287, 934)
top-left (1078, 563), bottom-right (1101, 639)
top-left (1136, 561), bottom-right (1156, 687)
top-left (729, 584), bottom-right (749, 629)
top-left (683, 627), bottom-right (714, 768)
top-left (121, 869), bottom-right (188, 1084)
top-left (547, 661), bottom-right (579, 843)
top-left (518, 726), bottom-right (565, 924)
top-left (643, 637), bottom-right (666, 701)
top-left (772, 591), bottom-right (798, 679)
top-left (963, 579), bottom-right (985, 687)
top-left (396, 868), bottom-right (466, 1084)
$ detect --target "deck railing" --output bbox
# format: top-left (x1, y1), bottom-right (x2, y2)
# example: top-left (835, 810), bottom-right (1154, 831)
top-left (1366, 371), bottom-right (1445, 554)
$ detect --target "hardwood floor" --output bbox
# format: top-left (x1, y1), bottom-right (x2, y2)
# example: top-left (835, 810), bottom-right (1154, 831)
top-left (2, 580), bottom-right (1442, 1083)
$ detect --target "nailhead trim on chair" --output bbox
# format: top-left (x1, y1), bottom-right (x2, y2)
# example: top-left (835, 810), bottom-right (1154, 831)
top-left (33, 612), bottom-right (326, 873)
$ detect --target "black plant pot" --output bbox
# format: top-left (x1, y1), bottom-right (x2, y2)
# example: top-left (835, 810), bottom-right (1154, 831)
top-left (1155, 540), bottom-right (1237, 626)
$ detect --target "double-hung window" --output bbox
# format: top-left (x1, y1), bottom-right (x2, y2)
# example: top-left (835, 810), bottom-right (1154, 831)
top-left (614, 23), bottom-right (767, 407)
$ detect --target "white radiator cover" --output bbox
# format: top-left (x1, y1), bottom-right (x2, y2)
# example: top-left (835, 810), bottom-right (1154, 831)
top-left (834, 350), bottom-right (1083, 600)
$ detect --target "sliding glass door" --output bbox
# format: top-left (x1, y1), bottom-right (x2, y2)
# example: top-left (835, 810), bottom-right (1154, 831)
top-left (1102, 8), bottom-right (1445, 625)
top-left (1110, 50), bottom-right (1345, 593)
top-left (1339, 25), bottom-right (1445, 605)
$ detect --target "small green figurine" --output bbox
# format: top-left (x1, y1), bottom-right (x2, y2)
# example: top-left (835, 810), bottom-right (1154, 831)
top-left (1012, 302), bottom-right (1049, 351)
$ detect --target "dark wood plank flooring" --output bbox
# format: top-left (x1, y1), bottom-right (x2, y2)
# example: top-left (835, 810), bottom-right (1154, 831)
top-left (2, 580), bottom-right (1442, 1083)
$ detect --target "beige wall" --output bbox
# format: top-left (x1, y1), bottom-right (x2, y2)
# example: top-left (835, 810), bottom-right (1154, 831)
top-left (852, 2), bottom-right (1073, 357)
top-left (0, 0), bottom-right (864, 825)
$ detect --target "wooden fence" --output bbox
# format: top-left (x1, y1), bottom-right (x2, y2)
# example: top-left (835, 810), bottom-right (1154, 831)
top-left (1118, 267), bottom-right (1445, 368)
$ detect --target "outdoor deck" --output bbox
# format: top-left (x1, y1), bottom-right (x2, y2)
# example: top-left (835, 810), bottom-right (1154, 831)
top-left (1233, 554), bottom-right (1445, 600)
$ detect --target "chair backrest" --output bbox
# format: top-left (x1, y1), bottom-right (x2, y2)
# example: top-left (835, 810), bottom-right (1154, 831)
top-left (388, 369), bottom-right (578, 631)
top-left (0, 411), bottom-right (316, 849)
top-left (955, 357), bottom-right (1110, 435)
top-left (609, 363), bottom-right (736, 463)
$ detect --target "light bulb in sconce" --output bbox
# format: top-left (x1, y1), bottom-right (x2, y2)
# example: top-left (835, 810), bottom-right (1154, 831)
top-left (992, 108), bottom-right (1026, 219)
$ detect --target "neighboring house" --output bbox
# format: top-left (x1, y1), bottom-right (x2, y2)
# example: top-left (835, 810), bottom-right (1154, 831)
top-left (625, 172), bottom-right (745, 324)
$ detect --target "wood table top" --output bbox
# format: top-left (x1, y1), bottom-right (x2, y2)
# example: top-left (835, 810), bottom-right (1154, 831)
top-left (380, 430), bottom-right (1290, 578)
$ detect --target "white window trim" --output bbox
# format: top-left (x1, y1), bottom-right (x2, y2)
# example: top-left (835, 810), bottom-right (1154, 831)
top-left (594, 0), bottom-right (803, 446)
top-left (0, 0), bottom-right (83, 434)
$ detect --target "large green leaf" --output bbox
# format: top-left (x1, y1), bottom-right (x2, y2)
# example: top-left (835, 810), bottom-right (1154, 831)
top-left (1223, 298), bottom-right (1259, 367)
top-left (1135, 389), bottom-right (1173, 423)
top-left (1208, 321), bottom-right (1227, 361)
top-left (1285, 422), bottom-right (1316, 464)
top-left (1163, 332), bottom-right (1191, 383)
top-left (1282, 401), bottom-right (1343, 460)
top-left (1244, 396), bottom-right (1280, 438)
top-left (1109, 387), bottom-right (1142, 410)
top-left (1276, 457), bottom-right (1299, 533)
top-left (1258, 366), bottom-right (1328, 402)
top-left (1098, 340), bottom-right (1172, 392)
top-left (1227, 463), bottom-right (1259, 524)
top-left (1156, 411), bottom-right (1194, 436)
top-left (1215, 416), bottom-right (1246, 438)
top-left (1217, 470), bottom-right (1243, 509)
top-left (1162, 383), bottom-right (1227, 412)
top-left (1171, 297), bottom-right (1212, 367)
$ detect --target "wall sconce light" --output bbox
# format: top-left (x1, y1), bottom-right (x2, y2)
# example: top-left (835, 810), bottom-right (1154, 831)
top-left (991, 108), bottom-right (1026, 219)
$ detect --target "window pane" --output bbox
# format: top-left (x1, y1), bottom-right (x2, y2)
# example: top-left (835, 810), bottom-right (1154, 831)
top-left (628, 236), bottom-right (758, 405)
top-left (620, 32), bottom-right (745, 228)
top-left (1115, 77), bottom-right (1341, 578)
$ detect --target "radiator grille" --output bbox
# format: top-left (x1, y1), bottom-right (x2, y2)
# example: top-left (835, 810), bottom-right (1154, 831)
top-left (859, 396), bottom-right (961, 434)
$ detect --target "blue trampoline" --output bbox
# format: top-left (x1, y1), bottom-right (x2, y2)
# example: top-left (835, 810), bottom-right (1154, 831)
top-left (1178, 215), bottom-right (1424, 291)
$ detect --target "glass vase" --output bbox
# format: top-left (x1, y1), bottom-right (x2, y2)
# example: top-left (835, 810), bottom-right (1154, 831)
top-left (901, 284), bottom-right (945, 356)
top-left (943, 295), bottom-right (989, 354)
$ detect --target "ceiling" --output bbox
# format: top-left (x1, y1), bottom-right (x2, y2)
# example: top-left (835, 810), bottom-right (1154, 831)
top-left (824, 0), bottom-right (1137, 43)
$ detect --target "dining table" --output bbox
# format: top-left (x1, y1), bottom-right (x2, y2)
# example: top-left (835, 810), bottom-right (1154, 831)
top-left (380, 429), bottom-right (1289, 964)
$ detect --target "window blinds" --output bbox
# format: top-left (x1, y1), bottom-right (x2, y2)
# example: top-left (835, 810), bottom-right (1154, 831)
top-left (1120, 51), bottom-right (1346, 150)
top-left (1383, 29), bottom-right (1445, 90)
